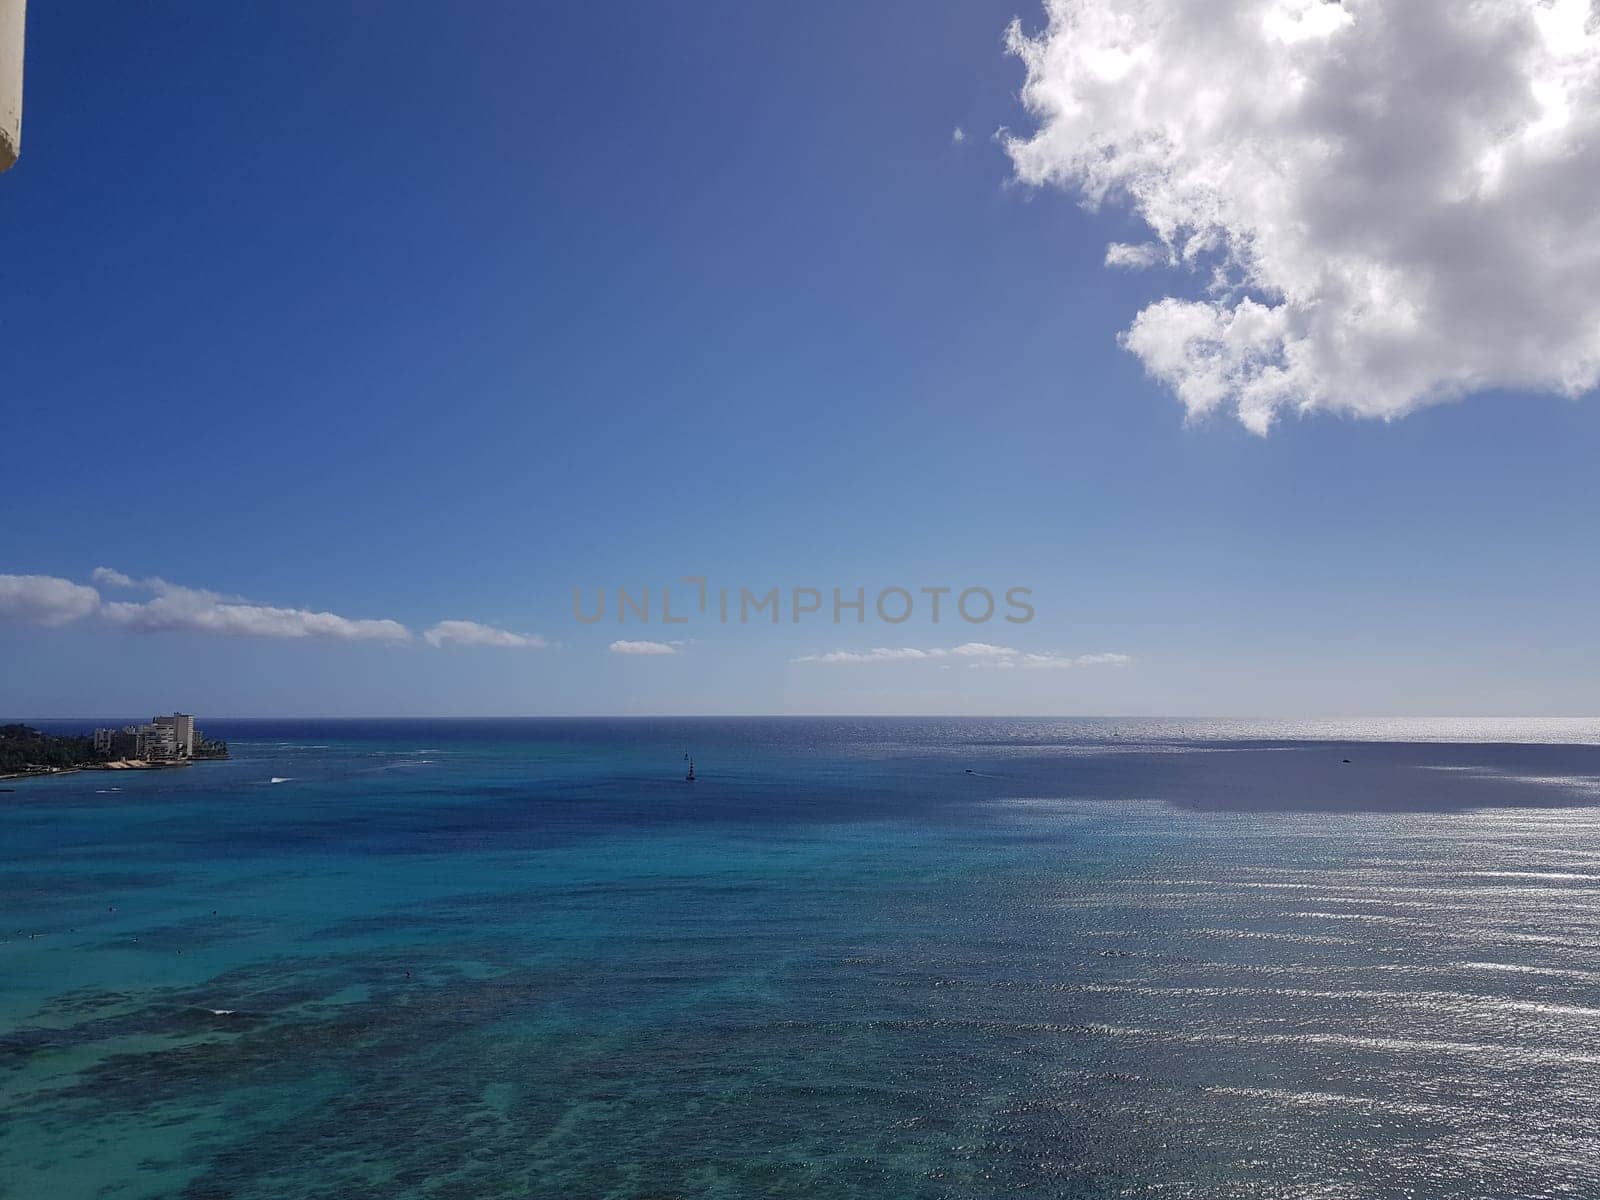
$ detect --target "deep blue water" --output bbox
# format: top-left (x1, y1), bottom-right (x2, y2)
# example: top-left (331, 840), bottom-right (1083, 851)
top-left (5, 717), bottom-right (1600, 1198)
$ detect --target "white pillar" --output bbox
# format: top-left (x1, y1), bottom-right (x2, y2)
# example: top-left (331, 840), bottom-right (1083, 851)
top-left (0, 0), bottom-right (24, 172)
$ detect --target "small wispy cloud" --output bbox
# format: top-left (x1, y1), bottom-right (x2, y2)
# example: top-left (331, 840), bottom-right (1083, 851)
top-left (951, 126), bottom-right (967, 145)
top-left (972, 651), bottom-right (1134, 671)
top-left (423, 620), bottom-right (547, 649)
top-left (0, 574), bottom-right (102, 627)
top-left (610, 639), bottom-right (679, 656)
top-left (793, 647), bottom-right (937, 664)
top-left (949, 642), bottom-right (1017, 659)
top-left (794, 643), bottom-right (1131, 670)
top-left (791, 643), bottom-right (1029, 665)
top-left (1103, 242), bottom-right (1165, 270)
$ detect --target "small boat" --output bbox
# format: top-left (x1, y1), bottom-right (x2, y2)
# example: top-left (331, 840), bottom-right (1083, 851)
top-left (686, 758), bottom-right (696, 782)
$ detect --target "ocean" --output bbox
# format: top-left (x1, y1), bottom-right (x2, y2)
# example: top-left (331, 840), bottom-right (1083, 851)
top-left (4, 717), bottom-right (1600, 1198)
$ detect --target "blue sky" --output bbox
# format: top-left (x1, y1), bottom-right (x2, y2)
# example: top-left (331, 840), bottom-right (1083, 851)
top-left (3, 0), bottom-right (1598, 717)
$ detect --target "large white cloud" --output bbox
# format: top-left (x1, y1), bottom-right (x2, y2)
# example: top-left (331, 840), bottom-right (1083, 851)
top-left (1005, 0), bottom-right (1600, 432)
top-left (0, 574), bottom-right (101, 626)
top-left (98, 573), bottom-right (411, 642)
top-left (424, 620), bottom-right (546, 649)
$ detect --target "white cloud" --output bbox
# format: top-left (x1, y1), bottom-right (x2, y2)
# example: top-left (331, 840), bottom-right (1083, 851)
top-left (610, 639), bottom-right (679, 656)
top-left (424, 620), bottom-right (547, 649)
top-left (1006, 0), bottom-right (1600, 432)
top-left (91, 566), bottom-right (137, 588)
top-left (101, 577), bottom-right (410, 642)
top-left (0, 574), bottom-right (101, 627)
top-left (952, 125), bottom-right (968, 144)
top-left (792, 647), bottom-right (941, 664)
top-left (795, 644), bottom-right (1131, 668)
top-left (1012, 651), bottom-right (1134, 670)
top-left (1062, 652), bottom-right (1133, 667)
top-left (949, 642), bottom-right (1018, 658)
top-left (1104, 242), bottom-right (1166, 270)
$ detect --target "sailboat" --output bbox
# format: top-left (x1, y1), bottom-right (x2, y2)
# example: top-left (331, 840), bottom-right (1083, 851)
top-left (686, 757), bottom-right (696, 782)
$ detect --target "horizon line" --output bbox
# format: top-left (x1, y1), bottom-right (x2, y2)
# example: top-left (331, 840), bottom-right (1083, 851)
top-left (9, 714), bottom-right (1600, 723)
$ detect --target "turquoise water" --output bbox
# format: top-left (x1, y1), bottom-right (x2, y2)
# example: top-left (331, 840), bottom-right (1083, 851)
top-left (5, 718), bottom-right (1600, 1198)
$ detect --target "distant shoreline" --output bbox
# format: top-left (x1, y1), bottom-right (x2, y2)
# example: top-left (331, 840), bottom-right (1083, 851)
top-left (2, 722), bottom-right (229, 782)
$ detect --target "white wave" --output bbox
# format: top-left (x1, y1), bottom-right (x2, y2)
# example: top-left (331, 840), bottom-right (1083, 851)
top-left (1063, 982), bottom-right (1600, 1020)
top-left (1197, 1085), bottom-right (1452, 1116)
top-left (1457, 961), bottom-right (1600, 982)
top-left (1182, 927), bottom-right (1359, 945)
top-left (1077, 1024), bottom-right (1600, 1066)
top-left (1285, 911), bottom-right (1426, 924)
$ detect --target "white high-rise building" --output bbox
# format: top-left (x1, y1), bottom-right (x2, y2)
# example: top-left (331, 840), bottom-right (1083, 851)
top-left (152, 713), bottom-right (196, 758)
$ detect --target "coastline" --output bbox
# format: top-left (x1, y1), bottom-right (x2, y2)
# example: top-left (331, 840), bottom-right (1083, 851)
top-left (0, 766), bottom-right (81, 782)
top-left (1, 757), bottom-right (225, 782)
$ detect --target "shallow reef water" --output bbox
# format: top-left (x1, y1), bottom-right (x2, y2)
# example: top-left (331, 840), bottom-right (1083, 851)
top-left (5, 717), bottom-right (1600, 1198)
